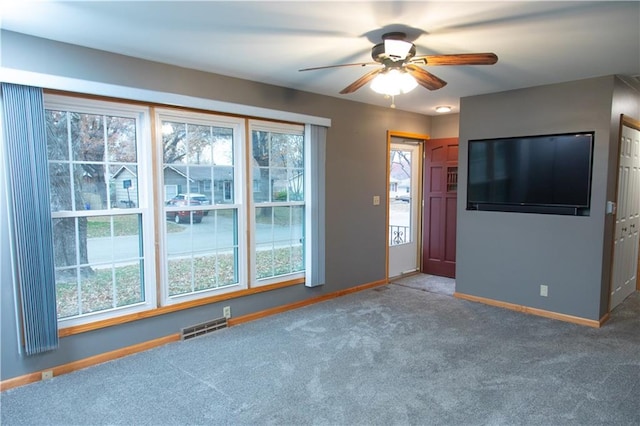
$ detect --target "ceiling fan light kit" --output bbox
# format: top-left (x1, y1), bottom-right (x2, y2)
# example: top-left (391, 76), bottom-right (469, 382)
top-left (370, 69), bottom-right (418, 96)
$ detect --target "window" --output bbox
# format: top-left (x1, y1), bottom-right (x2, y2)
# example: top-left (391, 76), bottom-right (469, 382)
top-left (158, 109), bottom-right (246, 304)
top-left (38, 95), bottom-right (317, 328)
top-left (44, 96), bottom-right (155, 326)
top-left (250, 121), bottom-right (305, 285)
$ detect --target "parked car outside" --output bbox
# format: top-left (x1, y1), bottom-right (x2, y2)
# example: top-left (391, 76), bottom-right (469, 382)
top-left (171, 193), bottom-right (211, 215)
top-left (172, 193), bottom-right (210, 205)
top-left (166, 198), bottom-right (204, 224)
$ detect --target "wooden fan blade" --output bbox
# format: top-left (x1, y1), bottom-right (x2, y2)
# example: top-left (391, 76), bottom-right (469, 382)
top-left (410, 53), bottom-right (498, 66)
top-left (405, 65), bottom-right (447, 91)
top-left (339, 68), bottom-right (384, 94)
top-left (299, 62), bottom-right (378, 72)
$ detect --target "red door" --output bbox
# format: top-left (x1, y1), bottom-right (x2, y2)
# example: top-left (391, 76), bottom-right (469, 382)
top-left (422, 138), bottom-right (458, 278)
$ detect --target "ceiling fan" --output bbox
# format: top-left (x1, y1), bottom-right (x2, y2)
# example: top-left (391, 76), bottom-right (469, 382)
top-left (299, 32), bottom-right (498, 96)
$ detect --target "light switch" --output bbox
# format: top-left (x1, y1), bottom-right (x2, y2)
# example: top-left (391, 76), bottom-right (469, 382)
top-left (373, 195), bottom-right (380, 206)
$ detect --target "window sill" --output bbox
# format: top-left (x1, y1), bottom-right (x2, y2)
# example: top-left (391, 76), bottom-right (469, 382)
top-left (58, 278), bottom-right (305, 337)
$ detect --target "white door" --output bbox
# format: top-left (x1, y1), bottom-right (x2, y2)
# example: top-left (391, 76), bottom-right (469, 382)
top-left (389, 142), bottom-right (421, 278)
top-left (611, 123), bottom-right (640, 309)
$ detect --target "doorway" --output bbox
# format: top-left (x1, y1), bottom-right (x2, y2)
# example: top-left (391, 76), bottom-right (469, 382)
top-left (388, 135), bottom-right (423, 278)
top-left (610, 115), bottom-right (640, 310)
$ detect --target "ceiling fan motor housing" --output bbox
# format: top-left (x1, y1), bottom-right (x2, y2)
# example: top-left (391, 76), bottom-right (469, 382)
top-left (372, 32), bottom-right (416, 64)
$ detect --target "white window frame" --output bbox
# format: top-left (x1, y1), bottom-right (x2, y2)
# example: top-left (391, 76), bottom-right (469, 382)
top-left (249, 120), bottom-right (306, 287)
top-left (44, 94), bottom-right (157, 327)
top-left (155, 108), bottom-right (247, 305)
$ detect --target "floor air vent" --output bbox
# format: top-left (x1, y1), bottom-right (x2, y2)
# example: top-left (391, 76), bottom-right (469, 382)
top-left (181, 317), bottom-right (227, 340)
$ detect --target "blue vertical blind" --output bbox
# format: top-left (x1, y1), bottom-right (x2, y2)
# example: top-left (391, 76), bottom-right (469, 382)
top-left (2, 83), bottom-right (59, 355)
top-left (305, 124), bottom-right (326, 287)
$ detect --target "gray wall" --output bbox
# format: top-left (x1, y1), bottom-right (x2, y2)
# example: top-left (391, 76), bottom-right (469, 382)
top-left (456, 76), bottom-right (639, 321)
top-left (0, 31), bottom-right (433, 380)
top-left (430, 113), bottom-right (460, 138)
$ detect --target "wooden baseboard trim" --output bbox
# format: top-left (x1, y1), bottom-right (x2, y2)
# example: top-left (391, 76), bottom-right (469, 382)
top-left (1, 279), bottom-right (388, 392)
top-left (454, 292), bottom-right (608, 328)
top-left (229, 279), bottom-right (388, 327)
top-left (0, 333), bottom-right (180, 392)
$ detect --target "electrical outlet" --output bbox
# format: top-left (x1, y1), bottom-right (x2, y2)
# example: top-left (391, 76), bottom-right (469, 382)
top-left (223, 306), bottom-right (231, 319)
top-left (540, 285), bottom-right (548, 297)
top-left (373, 195), bottom-right (380, 206)
top-left (41, 370), bottom-right (53, 380)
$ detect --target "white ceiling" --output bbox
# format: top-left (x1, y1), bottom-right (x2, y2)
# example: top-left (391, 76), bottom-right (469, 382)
top-left (2, 1), bottom-right (639, 115)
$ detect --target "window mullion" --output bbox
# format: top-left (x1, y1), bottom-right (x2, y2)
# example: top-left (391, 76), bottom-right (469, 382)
top-left (75, 218), bottom-right (83, 315)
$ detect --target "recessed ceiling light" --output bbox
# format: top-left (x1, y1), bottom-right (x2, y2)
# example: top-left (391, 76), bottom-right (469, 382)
top-left (435, 106), bottom-right (452, 113)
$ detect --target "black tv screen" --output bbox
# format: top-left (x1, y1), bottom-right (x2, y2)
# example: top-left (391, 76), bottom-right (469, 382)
top-left (467, 132), bottom-right (594, 214)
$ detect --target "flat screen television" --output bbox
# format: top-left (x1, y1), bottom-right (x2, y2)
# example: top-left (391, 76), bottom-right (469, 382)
top-left (466, 132), bottom-right (594, 215)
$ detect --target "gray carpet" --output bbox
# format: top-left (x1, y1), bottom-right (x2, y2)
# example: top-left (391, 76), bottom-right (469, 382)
top-left (1, 285), bottom-right (639, 425)
top-left (391, 273), bottom-right (456, 296)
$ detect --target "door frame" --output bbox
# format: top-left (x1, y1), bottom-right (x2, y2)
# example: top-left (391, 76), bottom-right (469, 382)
top-left (386, 131), bottom-right (428, 281)
top-left (609, 114), bottom-right (640, 312)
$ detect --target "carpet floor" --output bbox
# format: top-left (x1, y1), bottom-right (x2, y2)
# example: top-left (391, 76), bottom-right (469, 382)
top-left (1, 285), bottom-right (639, 425)
top-left (391, 273), bottom-right (456, 296)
